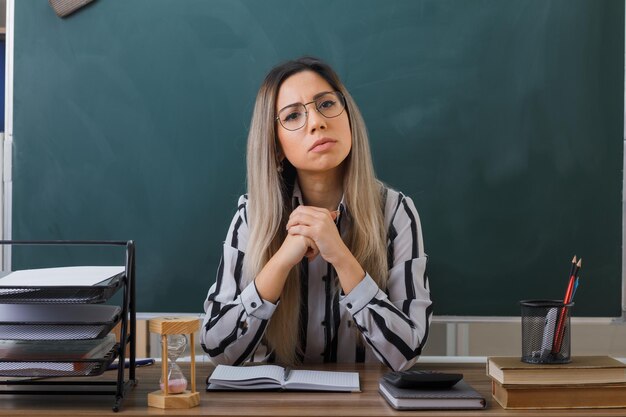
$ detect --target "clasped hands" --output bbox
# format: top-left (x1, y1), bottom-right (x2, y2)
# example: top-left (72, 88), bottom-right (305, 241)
top-left (278, 206), bottom-right (346, 267)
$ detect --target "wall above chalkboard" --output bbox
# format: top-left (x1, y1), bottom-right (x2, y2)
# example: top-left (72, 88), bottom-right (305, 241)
top-left (11, 0), bottom-right (624, 316)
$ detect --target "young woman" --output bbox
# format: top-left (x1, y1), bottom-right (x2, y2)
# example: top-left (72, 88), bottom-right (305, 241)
top-left (201, 57), bottom-right (432, 371)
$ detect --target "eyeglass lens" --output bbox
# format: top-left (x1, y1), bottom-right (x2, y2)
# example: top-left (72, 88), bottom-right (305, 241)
top-left (277, 92), bottom-right (345, 131)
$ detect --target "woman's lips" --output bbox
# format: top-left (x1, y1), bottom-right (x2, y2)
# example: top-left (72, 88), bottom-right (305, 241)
top-left (309, 138), bottom-right (336, 152)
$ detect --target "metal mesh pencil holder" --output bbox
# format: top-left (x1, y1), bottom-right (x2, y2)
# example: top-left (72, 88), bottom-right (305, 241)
top-left (520, 299), bottom-right (573, 364)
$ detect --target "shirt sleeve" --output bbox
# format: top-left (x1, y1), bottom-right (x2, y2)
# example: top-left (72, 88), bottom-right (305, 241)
top-left (339, 193), bottom-right (432, 371)
top-left (200, 195), bottom-right (278, 365)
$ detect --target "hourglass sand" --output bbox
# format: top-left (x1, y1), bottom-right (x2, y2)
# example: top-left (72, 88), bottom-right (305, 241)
top-left (147, 317), bottom-right (200, 409)
top-left (160, 334), bottom-right (188, 394)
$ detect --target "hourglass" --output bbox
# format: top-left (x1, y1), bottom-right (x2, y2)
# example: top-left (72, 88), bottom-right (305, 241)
top-left (160, 334), bottom-right (188, 394)
top-left (147, 317), bottom-right (200, 409)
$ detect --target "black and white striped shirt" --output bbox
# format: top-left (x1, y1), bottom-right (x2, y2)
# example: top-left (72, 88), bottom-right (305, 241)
top-left (201, 183), bottom-right (432, 371)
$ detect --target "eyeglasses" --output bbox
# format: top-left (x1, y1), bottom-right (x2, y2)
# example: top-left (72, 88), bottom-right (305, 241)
top-left (275, 91), bottom-right (346, 131)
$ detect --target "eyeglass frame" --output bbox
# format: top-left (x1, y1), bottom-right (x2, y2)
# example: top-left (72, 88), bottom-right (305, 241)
top-left (274, 90), bottom-right (347, 131)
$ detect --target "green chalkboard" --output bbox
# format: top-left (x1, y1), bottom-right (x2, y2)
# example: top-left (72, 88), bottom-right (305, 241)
top-left (13, 0), bottom-right (624, 316)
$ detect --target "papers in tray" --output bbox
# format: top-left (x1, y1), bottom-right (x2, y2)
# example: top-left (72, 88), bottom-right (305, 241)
top-left (0, 334), bottom-right (116, 362)
top-left (0, 304), bottom-right (122, 340)
top-left (0, 334), bottom-right (117, 375)
top-left (0, 266), bottom-right (125, 287)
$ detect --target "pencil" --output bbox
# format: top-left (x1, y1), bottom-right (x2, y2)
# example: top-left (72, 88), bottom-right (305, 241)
top-left (552, 258), bottom-right (582, 354)
top-left (565, 258), bottom-right (581, 304)
top-left (568, 256), bottom-right (577, 281)
top-left (571, 277), bottom-right (580, 300)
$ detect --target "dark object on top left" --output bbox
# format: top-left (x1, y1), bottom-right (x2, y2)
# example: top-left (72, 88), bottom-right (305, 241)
top-left (49, 0), bottom-right (96, 18)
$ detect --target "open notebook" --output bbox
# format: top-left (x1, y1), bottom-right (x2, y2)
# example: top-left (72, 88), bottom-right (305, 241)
top-left (207, 364), bottom-right (360, 392)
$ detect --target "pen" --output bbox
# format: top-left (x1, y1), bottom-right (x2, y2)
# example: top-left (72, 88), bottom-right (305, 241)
top-left (284, 367), bottom-right (291, 381)
top-left (107, 358), bottom-right (155, 371)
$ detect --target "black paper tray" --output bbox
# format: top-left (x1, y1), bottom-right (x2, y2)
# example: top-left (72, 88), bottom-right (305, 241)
top-left (0, 272), bottom-right (124, 304)
top-left (0, 304), bottom-right (122, 340)
top-left (0, 344), bottom-right (119, 378)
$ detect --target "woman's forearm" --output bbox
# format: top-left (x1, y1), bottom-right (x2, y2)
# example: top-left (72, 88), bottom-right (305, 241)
top-left (332, 248), bottom-right (366, 294)
top-left (254, 253), bottom-right (293, 303)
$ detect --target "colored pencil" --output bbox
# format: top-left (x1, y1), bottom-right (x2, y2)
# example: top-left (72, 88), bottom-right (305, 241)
top-left (552, 258), bottom-right (582, 354)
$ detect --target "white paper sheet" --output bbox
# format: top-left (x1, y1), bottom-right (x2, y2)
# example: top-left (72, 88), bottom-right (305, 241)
top-left (210, 364), bottom-right (285, 383)
top-left (0, 266), bottom-right (124, 286)
top-left (286, 369), bottom-right (360, 391)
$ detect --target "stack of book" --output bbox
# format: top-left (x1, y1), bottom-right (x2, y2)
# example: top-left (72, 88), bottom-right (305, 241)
top-left (487, 356), bottom-right (626, 409)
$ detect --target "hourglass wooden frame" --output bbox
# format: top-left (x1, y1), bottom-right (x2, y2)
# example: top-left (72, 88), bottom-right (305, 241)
top-left (147, 317), bottom-right (200, 409)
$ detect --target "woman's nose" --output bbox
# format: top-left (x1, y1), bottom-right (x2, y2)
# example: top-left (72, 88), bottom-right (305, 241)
top-left (307, 107), bottom-right (327, 133)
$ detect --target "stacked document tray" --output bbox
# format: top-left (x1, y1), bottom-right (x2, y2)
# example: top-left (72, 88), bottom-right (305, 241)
top-left (0, 241), bottom-right (137, 412)
top-left (0, 304), bottom-right (122, 340)
top-left (0, 269), bottom-right (124, 377)
top-left (0, 273), bottom-right (124, 304)
top-left (0, 335), bottom-right (119, 377)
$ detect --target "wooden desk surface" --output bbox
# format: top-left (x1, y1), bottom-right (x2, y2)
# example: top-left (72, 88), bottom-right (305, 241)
top-left (1, 362), bottom-right (626, 416)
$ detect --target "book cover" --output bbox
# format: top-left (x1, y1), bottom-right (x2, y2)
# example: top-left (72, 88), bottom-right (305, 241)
top-left (207, 364), bottom-right (360, 392)
top-left (487, 356), bottom-right (626, 385)
top-left (378, 379), bottom-right (486, 410)
top-left (492, 380), bottom-right (626, 409)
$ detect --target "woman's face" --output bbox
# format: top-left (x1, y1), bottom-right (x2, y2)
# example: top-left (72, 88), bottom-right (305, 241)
top-left (275, 71), bottom-right (352, 175)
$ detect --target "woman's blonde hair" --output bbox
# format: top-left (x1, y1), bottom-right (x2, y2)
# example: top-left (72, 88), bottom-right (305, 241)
top-left (244, 57), bottom-right (388, 365)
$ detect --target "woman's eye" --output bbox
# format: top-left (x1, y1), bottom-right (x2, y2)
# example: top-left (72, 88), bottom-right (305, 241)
top-left (283, 112), bottom-right (303, 122)
top-left (319, 99), bottom-right (336, 109)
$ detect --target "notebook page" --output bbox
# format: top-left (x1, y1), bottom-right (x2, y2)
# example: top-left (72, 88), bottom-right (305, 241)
top-left (286, 370), bottom-right (359, 391)
top-left (209, 365), bottom-right (285, 385)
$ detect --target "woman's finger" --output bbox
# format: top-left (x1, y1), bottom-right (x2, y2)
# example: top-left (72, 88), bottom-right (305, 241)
top-left (286, 212), bottom-right (321, 229)
top-left (287, 224), bottom-right (311, 238)
top-left (304, 238), bottom-right (320, 260)
top-left (291, 205), bottom-right (335, 218)
top-left (288, 207), bottom-right (338, 229)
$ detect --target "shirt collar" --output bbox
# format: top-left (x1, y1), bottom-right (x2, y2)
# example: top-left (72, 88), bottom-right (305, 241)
top-left (292, 180), bottom-right (347, 219)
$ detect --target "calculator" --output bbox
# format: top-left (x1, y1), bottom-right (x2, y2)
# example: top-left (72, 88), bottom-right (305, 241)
top-left (382, 370), bottom-right (463, 389)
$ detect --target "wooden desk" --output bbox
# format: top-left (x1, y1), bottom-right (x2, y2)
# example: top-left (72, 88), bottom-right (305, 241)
top-left (1, 362), bottom-right (626, 416)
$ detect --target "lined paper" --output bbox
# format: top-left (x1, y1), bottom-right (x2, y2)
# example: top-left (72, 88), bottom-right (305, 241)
top-left (210, 364), bottom-right (284, 383)
top-left (207, 365), bottom-right (360, 391)
top-left (286, 370), bottom-right (360, 391)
